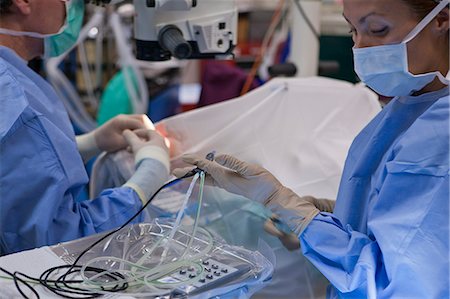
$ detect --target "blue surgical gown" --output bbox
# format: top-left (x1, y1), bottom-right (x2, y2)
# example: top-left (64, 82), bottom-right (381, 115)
top-left (300, 87), bottom-right (450, 298)
top-left (0, 47), bottom-right (146, 255)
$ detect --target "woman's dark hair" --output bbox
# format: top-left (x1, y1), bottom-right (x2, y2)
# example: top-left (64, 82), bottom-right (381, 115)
top-left (401, 0), bottom-right (443, 19)
top-left (0, 0), bottom-right (13, 14)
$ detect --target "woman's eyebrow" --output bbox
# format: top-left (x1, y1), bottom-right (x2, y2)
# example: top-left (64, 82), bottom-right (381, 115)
top-left (342, 12), bottom-right (377, 25)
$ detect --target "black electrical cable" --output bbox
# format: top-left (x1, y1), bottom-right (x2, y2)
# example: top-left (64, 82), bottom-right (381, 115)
top-left (61, 172), bottom-right (197, 276)
top-left (2, 251), bottom-right (128, 299)
top-left (39, 174), bottom-right (194, 298)
top-left (293, 0), bottom-right (320, 39)
top-left (38, 264), bottom-right (128, 298)
top-left (0, 266), bottom-right (40, 299)
top-left (3, 170), bottom-right (199, 299)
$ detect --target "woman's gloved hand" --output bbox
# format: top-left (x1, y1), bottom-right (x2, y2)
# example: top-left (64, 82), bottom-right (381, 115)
top-left (76, 114), bottom-right (153, 161)
top-left (173, 153), bottom-right (284, 203)
top-left (173, 153), bottom-right (321, 250)
top-left (303, 196), bottom-right (335, 213)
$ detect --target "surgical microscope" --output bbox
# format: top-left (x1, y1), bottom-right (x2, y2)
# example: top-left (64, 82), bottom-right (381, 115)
top-left (92, 0), bottom-right (238, 61)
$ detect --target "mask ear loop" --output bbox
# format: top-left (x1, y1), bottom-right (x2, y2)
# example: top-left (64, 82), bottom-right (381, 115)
top-left (403, 0), bottom-right (449, 43)
top-left (402, 0), bottom-right (450, 85)
top-left (0, 0), bottom-right (69, 38)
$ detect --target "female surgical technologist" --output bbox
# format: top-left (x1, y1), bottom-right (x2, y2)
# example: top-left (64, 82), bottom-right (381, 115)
top-left (176, 0), bottom-right (450, 297)
top-left (0, 0), bottom-right (170, 254)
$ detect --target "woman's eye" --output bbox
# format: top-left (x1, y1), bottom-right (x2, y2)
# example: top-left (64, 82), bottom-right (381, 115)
top-left (370, 27), bottom-right (388, 35)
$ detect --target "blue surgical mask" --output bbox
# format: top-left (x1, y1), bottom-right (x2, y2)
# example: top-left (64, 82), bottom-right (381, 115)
top-left (0, 0), bottom-right (84, 58)
top-left (352, 0), bottom-right (449, 97)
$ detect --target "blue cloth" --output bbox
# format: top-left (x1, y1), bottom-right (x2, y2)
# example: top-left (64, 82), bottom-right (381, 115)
top-left (300, 87), bottom-right (449, 298)
top-left (0, 47), bottom-right (145, 255)
top-left (148, 85), bottom-right (180, 122)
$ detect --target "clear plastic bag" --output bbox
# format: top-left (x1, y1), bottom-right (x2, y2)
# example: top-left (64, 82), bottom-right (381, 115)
top-left (51, 219), bottom-right (273, 298)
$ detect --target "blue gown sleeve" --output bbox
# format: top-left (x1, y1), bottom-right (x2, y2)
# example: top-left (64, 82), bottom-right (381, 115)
top-left (300, 171), bottom-right (449, 298)
top-left (0, 107), bottom-right (147, 254)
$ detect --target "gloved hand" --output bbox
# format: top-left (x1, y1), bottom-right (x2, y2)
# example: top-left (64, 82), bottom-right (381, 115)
top-left (303, 196), bottom-right (335, 213)
top-left (173, 154), bottom-right (320, 250)
top-left (262, 194), bottom-right (333, 250)
top-left (173, 153), bottom-right (285, 203)
top-left (123, 129), bottom-right (169, 168)
top-left (76, 114), bottom-right (152, 161)
top-left (96, 114), bottom-right (154, 152)
top-left (122, 129), bottom-right (170, 204)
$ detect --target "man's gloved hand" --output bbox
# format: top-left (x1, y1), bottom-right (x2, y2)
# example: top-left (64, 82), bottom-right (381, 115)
top-left (122, 129), bottom-right (170, 204)
top-left (76, 114), bottom-right (152, 161)
top-left (173, 154), bottom-right (320, 250)
top-left (95, 114), bottom-right (153, 153)
top-left (122, 129), bottom-right (169, 168)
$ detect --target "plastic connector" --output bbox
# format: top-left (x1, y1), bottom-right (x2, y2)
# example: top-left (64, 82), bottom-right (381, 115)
top-left (182, 151), bottom-right (215, 178)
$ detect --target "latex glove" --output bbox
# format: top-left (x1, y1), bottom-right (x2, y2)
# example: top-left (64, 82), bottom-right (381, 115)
top-left (77, 114), bottom-right (153, 161)
top-left (95, 114), bottom-right (154, 152)
top-left (173, 153), bottom-right (284, 203)
top-left (123, 129), bottom-right (169, 169)
top-left (122, 129), bottom-right (170, 204)
top-left (263, 196), bottom-right (334, 249)
top-left (303, 196), bottom-right (335, 213)
top-left (173, 154), bottom-right (320, 249)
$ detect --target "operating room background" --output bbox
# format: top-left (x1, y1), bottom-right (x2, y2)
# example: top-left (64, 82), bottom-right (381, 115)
top-left (27, 0), bottom-right (356, 124)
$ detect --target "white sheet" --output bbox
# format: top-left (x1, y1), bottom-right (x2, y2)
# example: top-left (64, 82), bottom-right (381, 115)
top-left (159, 77), bottom-right (380, 199)
top-left (0, 247), bottom-right (65, 299)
